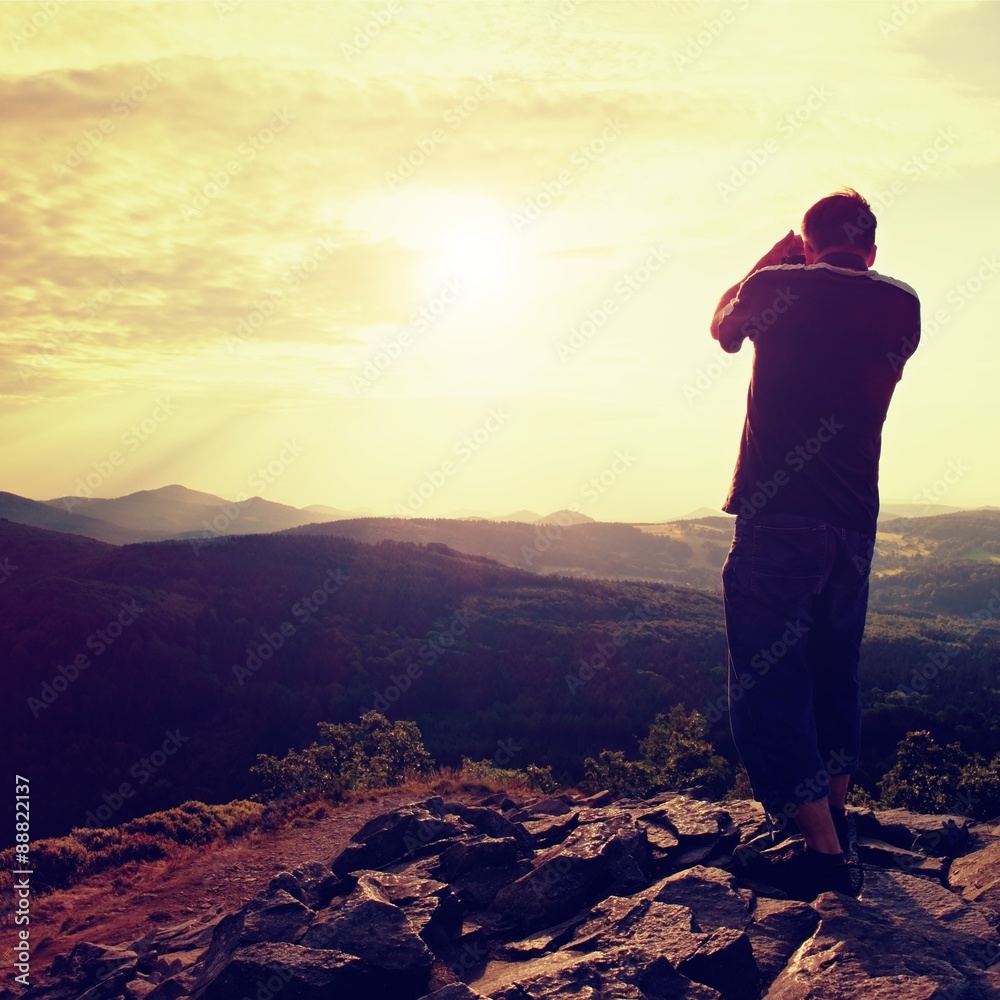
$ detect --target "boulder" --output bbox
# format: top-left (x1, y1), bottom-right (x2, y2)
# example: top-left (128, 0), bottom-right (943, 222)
top-left (238, 885), bottom-right (314, 945)
top-left (349, 868), bottom-right (463, 944)
top-left (436, 835), bottom-right (521, 880)
top-left (49, 942), bottom-right (139, 991)
top-left (640, 865), bottom-right (752, 932)
top-left (300, 874), bottom-right (434, 974)
top-left (490, 814), bottom-right (650, 932)
top-left (949, 840), bottom-right (1000, 924)
top-left (860, 808), bottom-right (973, 856)
top-left (745, 898), bottom-right (819, 984)
top-left (521, 812), bottom-right (580, 848)
top-left (856, 837), bottom-right (948, 880)
top-left (198, 940), bottom-right (424, 1000)
top-left (485, 943), bottom-right (722, 999)
top-left (765, 886), bottom-right (1000, 999)
top-left (331, 804), bottom-right (475, 875)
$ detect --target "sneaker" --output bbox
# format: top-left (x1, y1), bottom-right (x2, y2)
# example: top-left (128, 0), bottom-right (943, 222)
top-left (737, 846), bottom-right (863, 902)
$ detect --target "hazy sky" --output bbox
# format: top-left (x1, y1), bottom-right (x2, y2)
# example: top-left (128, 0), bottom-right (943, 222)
top-left (2, 0), bottom-right (998, 521)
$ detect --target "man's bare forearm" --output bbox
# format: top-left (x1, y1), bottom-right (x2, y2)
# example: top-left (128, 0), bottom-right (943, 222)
top-left (710, 230), bottom-right (804, 342)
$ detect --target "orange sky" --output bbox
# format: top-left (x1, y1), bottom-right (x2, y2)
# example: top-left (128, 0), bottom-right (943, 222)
top-left (2, 0), bottom-right (998, 520)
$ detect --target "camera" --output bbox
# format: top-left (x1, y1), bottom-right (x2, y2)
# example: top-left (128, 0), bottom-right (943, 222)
top-left (781, 253), bottom-right (806, 265)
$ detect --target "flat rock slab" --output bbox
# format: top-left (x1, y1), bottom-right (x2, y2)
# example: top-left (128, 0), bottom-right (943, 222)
top-left (198, 940), bottom-right (429, 1000)
top-left (764, 887), bottom-right (1000, 999)
top-left (949, 840), bottom-right (1000, 924)
top-left (745, 898), bottom-right (820, 984)
top-left (862, 808), bottom-right (973, 856)
top-left (639, 865), bottom-right (752, 933)
top-left (857, 837), bottom-right (947, 879)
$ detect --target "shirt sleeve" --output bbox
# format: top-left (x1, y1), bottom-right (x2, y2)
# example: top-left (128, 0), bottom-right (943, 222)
top-left (716, 272), bottom-right (767, 354)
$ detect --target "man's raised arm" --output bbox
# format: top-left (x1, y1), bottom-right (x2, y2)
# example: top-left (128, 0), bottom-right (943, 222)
top-left (710, 230), bottom-right (803, 352)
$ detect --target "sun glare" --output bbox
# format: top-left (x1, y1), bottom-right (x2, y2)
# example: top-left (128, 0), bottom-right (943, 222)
top-left (424, 216), bottom-right (518, 296)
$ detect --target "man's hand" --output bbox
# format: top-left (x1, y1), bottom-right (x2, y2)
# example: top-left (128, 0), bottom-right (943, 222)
top-left (750, 230), bottom-right (804, 273)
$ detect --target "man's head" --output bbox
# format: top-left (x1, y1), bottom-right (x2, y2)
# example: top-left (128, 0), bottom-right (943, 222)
top-left (801, 188), bottom-right (877, 267)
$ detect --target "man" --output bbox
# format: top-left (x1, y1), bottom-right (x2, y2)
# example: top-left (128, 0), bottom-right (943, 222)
top-left (710, 189), bottom-right (920, 899)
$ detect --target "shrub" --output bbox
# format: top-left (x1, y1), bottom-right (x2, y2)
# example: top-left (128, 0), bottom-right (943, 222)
top-left (878, 730), bottom-right (1000, 820)
top-left (582, 705), bottom-right (730, 799)
top-left (583, 750), bottom-right (655, 798)
top-left (458, 757), bottom-right (558, 792)
top-left (28, 836), bottom-right (89, 891)
top-left (251, 712), bottom-right (434, 801)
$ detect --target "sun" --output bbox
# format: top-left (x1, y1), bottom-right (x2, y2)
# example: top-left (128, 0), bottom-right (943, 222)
top-left (344, 188), bottom-right (527, 300)
top-left (421, 207), bottom-right (519, 297)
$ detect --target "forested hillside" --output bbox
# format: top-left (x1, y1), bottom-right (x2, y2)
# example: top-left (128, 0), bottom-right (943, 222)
top-left (3, 518), bottom-right (999, 844)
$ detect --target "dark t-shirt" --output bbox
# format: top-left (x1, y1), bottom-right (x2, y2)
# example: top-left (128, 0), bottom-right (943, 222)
top-left (716, 251), bottom-right (920, 534)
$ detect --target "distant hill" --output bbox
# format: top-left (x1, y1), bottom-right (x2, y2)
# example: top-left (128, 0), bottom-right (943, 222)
top-left (285, 516), bottom-right (707, 586)
top-left (2, 487), bottom-right (999, 608)
top-left (0, 485), bottom-right (328, 544)
top-left (535, 509), bottom-right (595, 526)
top-left (301, 503), bottom-right (368, 519)
top-left (0, 490), bottom-right (159, 544)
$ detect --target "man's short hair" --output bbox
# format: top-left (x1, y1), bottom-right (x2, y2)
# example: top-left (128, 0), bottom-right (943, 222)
top-left (802, 188), bottom-right (876, 253)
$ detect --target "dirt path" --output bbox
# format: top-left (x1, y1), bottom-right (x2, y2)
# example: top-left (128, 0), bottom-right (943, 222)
top-left (18, 785), bottom-right (496, 988)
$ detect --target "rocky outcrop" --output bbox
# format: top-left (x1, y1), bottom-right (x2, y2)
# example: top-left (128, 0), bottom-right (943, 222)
top-left (24, 792), bottom-right (1000, 1000)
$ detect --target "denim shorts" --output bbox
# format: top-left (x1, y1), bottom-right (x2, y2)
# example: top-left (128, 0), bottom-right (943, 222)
top-left (721, 511), bottom-right (874, 816)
